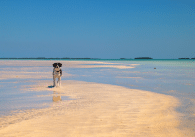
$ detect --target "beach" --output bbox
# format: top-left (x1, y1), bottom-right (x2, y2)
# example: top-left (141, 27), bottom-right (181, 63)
top-left (0, 60), bottom-right (194, 136)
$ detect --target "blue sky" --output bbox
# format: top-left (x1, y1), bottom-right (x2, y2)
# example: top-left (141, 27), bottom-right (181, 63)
top-left (0, 0), bottom-right (194, 59)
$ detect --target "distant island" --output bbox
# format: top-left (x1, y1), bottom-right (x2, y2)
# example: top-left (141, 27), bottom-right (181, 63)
top-left (134, 57), bottom-right (153, 59)
top-left (178, 58), bottom-right (190, 59)
top-left (120, 58), bottom-right (132, 59)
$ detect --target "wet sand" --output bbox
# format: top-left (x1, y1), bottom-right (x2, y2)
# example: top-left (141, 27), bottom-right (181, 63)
top-left (0, 60), bottom-right (192, 136)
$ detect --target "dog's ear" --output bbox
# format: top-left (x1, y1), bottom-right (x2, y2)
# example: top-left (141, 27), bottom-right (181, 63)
top-left (58, 63), bottom-right (62, 67)
top-left (53, 63), bottom-right (57, 67)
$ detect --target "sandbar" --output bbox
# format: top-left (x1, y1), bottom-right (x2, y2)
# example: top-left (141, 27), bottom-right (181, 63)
top-left (0, 80), bottom-right (183, 137)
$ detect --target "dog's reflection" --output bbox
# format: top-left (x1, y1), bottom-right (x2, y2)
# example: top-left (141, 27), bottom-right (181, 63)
top-left (52, 91), bottom-right (62, 102)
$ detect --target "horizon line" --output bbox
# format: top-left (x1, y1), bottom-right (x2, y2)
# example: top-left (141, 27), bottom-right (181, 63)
top-left (0, 57), bottom-right (194, 60)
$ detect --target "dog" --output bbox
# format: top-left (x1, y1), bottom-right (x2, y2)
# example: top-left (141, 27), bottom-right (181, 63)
top-left (53, 63), bottom-right (62, 87)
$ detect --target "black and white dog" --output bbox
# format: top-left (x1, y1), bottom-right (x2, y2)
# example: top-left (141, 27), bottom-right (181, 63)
top-left (53, 63), bottom-right (62, 87)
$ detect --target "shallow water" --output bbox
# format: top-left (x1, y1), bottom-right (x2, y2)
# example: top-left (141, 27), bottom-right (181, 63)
top-left (0, 62), bottom-right (72, 117)
top-left (0, 81), bottom-right (72, 116)
top-left (66, 60), bottom-right (195, 95)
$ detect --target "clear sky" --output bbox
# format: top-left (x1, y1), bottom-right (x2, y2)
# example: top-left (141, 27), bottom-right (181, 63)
top-left (0, 0), bottom-right (195, 59)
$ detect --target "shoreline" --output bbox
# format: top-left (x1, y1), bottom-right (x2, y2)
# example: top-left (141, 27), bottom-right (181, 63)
top-left (0, 80), bottom-right (185, 136)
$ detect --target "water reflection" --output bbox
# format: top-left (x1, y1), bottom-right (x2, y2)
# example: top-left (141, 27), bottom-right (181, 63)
top-left (52, 91), bottom-right (61, 102)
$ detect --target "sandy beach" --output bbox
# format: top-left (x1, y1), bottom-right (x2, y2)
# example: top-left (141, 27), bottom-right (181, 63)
top-left (0, 60), bottom-right (193, 136)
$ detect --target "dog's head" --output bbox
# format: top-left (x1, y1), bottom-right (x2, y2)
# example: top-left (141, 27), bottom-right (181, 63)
top-left (53, 63), bottom-right (62, 69)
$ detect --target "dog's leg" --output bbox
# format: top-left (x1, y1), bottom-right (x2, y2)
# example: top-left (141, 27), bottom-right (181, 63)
top-left (53, 77), bottom-right (55, 87)
top-left (53, 75), bottom-right (56, 87)
top-left (57, 77), bottom-right (61, 87)
top-left (57, 78), bottom-right (59, 87)
top-left (58, 77), bottom-right (61, 86)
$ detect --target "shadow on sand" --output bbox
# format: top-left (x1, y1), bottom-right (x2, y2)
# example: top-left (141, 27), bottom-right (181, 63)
top-left (48, 85), bottom-right (54, 88)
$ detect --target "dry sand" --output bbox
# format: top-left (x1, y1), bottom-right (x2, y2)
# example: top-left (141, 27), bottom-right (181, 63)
top-left (0, 60), bottom-right (191, 136)
top-left (0, 80), bottom-right (184, 137)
